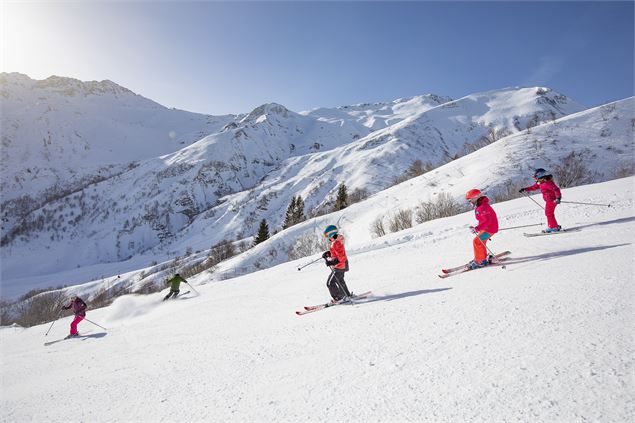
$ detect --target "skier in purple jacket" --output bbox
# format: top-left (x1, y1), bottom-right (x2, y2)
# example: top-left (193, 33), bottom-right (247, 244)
top-left (62, 295), bottom-right (87, 338)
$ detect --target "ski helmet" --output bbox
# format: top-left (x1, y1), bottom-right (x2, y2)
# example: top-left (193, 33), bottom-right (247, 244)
top-left (465, 189), bottom-right (482, 202)
top-left (323, 224), bottom-right (338, 239)
top-left (533, 168), bottom-right (549, 179)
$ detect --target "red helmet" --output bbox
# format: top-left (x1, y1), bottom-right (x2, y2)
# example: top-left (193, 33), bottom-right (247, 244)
top-left (465, 189), bottom-right (482, 201)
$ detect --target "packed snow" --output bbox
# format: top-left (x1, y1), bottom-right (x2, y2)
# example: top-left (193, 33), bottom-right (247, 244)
top-left (2, 177), bottom-right (633, 422)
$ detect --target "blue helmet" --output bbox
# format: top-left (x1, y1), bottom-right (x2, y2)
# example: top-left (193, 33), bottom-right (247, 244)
top-left (323, 224), bottom-right (338, 239)
top-left (533, 168), bottom-right (550, 179)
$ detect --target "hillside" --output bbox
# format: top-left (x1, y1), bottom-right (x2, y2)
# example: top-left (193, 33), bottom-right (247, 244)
top-left (204, 96), bottom-right (634, 280)
top-left (1, 177), bottom-right (633, 422)
top-left (1, 86), bottom-right (592, 292)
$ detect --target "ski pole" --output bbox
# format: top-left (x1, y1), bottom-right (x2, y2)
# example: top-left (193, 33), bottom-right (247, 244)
top-left (498, 223), bottom-right (542, 231)
top-left (83, 318), bottom-right (107, 331)
top-left (476, 233), bottom-right (506, 270)
top-left (45, 310), bottom-right (63, 336)
top-left (560, 200), bottom-right (611, 208)
top-left (184, 281), bottom-right (199, 295)
top-left (297, 256), bottom-right (322, 271)
top-left (521, 191), bottom-right (544, 210)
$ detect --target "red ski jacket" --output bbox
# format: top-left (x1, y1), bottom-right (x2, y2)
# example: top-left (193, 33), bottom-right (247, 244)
top-left (474, 196), bottom-right (499, 234)
top-left (329, 236), bottom-right (348, 270)
top-left (524, 180), bottom-right (562, 203)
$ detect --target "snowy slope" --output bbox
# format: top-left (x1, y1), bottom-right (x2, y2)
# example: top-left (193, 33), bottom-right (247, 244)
top-left (201, 96), bottom-right (634, 279)
top-left (1, 177), bottom-right (633, 422)
top-left (1, 87), bottom-right (590, 291)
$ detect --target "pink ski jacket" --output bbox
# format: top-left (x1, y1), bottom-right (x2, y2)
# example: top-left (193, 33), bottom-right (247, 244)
top-left (474, 196), bottom-right (499, 234)
top-left (524, 180), bottom-right (561, 203)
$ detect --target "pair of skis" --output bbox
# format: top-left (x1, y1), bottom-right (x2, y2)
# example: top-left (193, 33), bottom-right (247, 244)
top-left (523, 227), bottom-right (580, 237)
top-left (295, 291), bottom-right (372, 315)
top-left (439, 251), bottom-right (512, 278)
top-left (44, 332), bottom-right (101, 346)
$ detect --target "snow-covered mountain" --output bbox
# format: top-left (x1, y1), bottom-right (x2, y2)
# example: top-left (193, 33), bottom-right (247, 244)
top-left (213, 96), bottom-right (633, 277)
top-left (2, 74), bottom-right (631, 299)
top-left (0, 72), bottom-right (235, 208)
top-left (2, 176), bottom-right (633, 421)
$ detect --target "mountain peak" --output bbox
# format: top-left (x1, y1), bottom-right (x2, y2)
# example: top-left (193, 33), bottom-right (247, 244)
top-left (241, 103), bottom-right (292, 124)
top-left (35, 75), bottom-right (134, 97)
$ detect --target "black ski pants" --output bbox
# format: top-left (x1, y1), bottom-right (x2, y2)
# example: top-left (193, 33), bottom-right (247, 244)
top-left (163, 290), bottom-right (180, 301)
top-left (326, 269), bottom-right (351, 301)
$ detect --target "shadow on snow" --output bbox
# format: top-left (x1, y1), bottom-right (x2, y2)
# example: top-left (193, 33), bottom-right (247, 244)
top-left (361, 288), bottom-right (452, 305)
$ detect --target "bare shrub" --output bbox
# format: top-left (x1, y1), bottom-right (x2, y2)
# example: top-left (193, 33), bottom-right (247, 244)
top-left (415, 192), bottom-right (464, 224)
top-left (90, 285), bottom-right (130, 310)
top-left (288, 232), bottom-right (330, 261)
top-left (461, 126), bottom-right (512, 155)
top-left (348, 188), bottom-right (370, 205)
top-left (12, 290), bottom-right (67, 327)
top-left (135, 281), bottom-right (164, 295)
top-left (491, 179), bottom-right (528, 203)
top-left (388, 209), bottom-right (413, 232)
top-left (554, 150), bottom-right (601, 188)
top-left (1, 300), bottom-right (15, 326)
top-left (208, 239), bottom-right (237, 263)
top-left (391, 160), bottom-right (435, 186)
top-left (370, 215), bottom-right (387, 238)
top-left (613, 161), bottom-right (635, 179)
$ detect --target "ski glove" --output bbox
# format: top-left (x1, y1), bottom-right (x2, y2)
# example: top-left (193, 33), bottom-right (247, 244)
top-left (518, 188), bottom-right (526, 193)
top-left (325, 258), bottom-right (339, 267)
top-left (555, 197), bottom-right (561, 204)
top-left (469, 226), bottom-right (477, 234)
top-left (322, 251), bottom-right (331, 259)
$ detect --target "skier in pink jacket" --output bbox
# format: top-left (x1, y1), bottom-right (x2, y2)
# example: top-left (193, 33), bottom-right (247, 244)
top-left (465, 189), bottom-right (499, 269)
top-left (519, 168), bottom-right (562, 232)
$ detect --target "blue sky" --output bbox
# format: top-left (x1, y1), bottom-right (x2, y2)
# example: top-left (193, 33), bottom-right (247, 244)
top-left (4, 1), bottom-right (633, 115)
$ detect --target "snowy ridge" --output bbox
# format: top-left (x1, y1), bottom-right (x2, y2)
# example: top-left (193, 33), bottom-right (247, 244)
top-left (1, 177), bottom-right (633, 422)
top-left (1, 84), bottom-right (593, 292)
top-left (200, 96), bottom-right (634, 279)
top-left (0, 72), bottom-right (235, 203)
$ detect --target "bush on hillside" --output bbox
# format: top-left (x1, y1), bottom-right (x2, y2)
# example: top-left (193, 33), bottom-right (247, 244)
top-left (370, 215), bottom-right (387, 238)
top-left (10, 290), bottom-right (68, 327)
top-left (288, 232), bottom-right (330, 261)
top-left (613, 161), bottom-right (635, 179)
top-left (491, 179), bottom-right (529, 203)
top-left (388, 209), bottom-right (413, 232)
top-left (415, 192), bottom-right (465, 224)
top-left (554, 150), bottom-right (601, 188)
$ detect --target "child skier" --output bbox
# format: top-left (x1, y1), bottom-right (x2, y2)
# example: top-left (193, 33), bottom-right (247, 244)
top-left (519, 168), bottom-right (562, 233)
top-left (61, 295), bottom-right (87, 338)
top-left (465, 189), bottom-right (499, 269)
top-left (321, 225), bottom-right (353, 302)
top-left (163, 273), bottom-right (188, 301)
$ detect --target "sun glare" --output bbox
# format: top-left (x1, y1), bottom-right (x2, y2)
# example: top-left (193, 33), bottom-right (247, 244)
top-left (1, 2), bottom-right (74, 78)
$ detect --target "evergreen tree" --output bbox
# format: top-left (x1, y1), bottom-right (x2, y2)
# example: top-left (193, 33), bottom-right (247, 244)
top-left (283, 195), bottom-right (306, 229)
top-left (283, 197), bottom-right (297, 229)
top-left (333, 184), bottom-right (348, 211)
top-left (253, 219), bottom-right (270, 246)
top-left (293, 196), bottom-right (305, 225)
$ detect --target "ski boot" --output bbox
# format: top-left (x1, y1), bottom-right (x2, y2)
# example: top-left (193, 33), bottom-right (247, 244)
top-left (542, 226), bottom-right (562, 233)
top-left (466, 259), bottom-right (488, 270)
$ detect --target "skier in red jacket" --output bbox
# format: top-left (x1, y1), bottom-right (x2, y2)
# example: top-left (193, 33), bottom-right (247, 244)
top-left (519, 168), bottom-right (562, 233)
top-left (321, 225), bottom-right (352, 302)
top-left (62, 295), bottom-right (87, 338)
top-left (466, 189), bottom-right (499, 269)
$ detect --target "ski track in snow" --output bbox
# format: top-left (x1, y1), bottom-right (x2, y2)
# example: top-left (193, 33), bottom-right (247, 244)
top-left (1, 177), bottom-right (634, 422)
